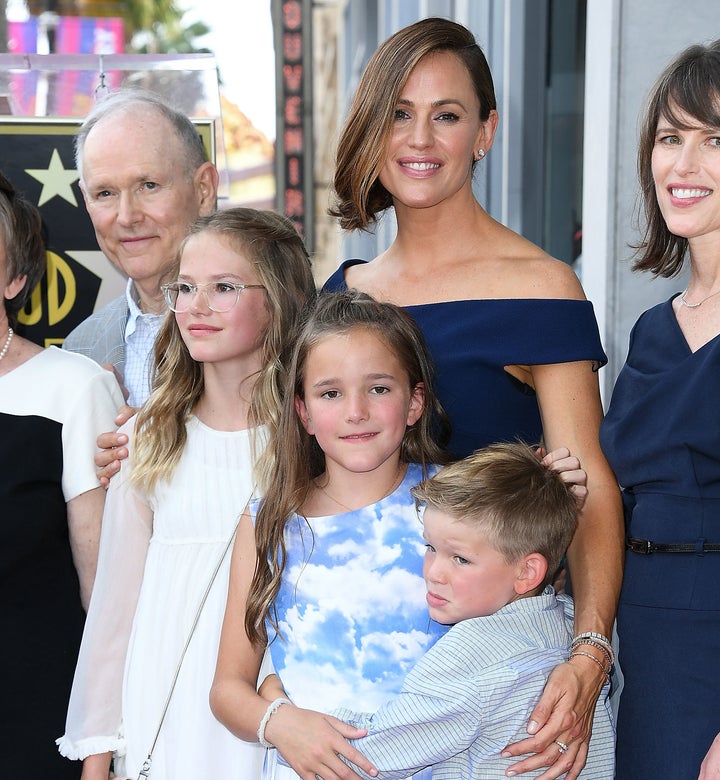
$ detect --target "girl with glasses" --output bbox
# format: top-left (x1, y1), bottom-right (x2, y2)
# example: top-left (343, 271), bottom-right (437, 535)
top-left (58, 208), bottom-right (316, 780)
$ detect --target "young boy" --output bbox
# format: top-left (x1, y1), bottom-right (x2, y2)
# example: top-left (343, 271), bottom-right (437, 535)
top-left (330, 442), bottom-right (615, 779)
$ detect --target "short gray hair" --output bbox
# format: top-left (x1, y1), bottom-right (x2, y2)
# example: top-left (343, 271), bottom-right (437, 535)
top-left (0, 171), bottom-right (47, 326)
top-left (75, 88), bottom-right (208, 181)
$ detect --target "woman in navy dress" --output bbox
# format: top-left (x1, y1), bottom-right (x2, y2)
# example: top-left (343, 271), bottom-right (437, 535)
top-left (323, 18), bottom-right (623, 778)
top-left (601, 40), bottom-right (720, 780)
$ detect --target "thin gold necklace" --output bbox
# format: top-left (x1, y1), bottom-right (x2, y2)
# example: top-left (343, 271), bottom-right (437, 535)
top-left (315, 464), bottom-right (407, 514)
top-left (679, 286), bottom-right (720, 308)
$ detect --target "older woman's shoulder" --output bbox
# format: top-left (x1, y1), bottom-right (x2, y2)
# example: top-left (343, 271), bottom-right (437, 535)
top-left (37, 345), bottom-right (113, 378)
top-left (30, 347), bottom-right (124, 405)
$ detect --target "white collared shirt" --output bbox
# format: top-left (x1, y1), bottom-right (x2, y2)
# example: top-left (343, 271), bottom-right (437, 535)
top-left (123, 279), bottom-right (164, 407)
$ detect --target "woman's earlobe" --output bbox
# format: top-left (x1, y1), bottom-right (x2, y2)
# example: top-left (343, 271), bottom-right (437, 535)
top-left (4, 274), bottom-right (27, 301)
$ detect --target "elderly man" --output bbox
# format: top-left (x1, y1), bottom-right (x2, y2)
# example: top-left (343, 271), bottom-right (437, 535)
top-left (63, 89), bottom-right (218, 406)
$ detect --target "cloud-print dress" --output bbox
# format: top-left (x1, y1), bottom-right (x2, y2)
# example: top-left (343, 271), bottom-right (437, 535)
top-left (262, 462), bottom-right (445, 779)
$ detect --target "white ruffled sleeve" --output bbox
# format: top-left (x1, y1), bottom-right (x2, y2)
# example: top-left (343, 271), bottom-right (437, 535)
top-left (57, 417), bottom-right (152, 760)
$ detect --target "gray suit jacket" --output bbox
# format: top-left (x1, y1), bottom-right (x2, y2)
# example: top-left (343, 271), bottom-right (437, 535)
top-left (63, 295), bottom-right (129, 377)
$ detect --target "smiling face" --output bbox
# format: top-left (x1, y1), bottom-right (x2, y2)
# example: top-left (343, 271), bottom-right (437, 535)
top-left (422, 506), bottom-right (525, 624)
top-left (651, 105), bottom-right (720, 244)
top-left (378, 50), bottom-right (497, 213)
top-left (174, 231), bottom-right (270, 373)
top-left (295, 327), bottom-right (424, 479)
top-left (80, 107), bottom-right (216, 307)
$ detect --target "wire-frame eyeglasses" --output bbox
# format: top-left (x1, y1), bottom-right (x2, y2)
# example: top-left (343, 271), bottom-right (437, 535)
top-left (161, 281), bottom-right (266, 313)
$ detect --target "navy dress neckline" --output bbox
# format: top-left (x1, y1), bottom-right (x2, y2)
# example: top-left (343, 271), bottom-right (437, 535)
top-left (323, 259), bottom-right (607, 459)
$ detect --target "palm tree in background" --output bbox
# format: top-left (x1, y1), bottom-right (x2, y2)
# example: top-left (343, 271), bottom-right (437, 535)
top-left (122, 0), bottom-right (211, 53)
top-left (2, 0), bottom-right (214, 117)
top-left (19, 0), bottom-right (210, 53)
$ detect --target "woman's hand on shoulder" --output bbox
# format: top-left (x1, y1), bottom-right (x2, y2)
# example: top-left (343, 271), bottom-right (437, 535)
top-left (266, 703), bottom-right (378, 779)
top-left (500, 657), bottom-right (604, 779)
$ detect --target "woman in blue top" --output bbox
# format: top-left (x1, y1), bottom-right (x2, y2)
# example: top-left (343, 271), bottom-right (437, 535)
top-left (323, 18), bottom-right (622, 778)
top-left (600, 40), bottom-right (720, 779)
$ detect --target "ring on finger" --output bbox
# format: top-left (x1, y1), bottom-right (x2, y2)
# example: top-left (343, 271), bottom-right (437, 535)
top-left (553, 739), bottom-right (569, 755)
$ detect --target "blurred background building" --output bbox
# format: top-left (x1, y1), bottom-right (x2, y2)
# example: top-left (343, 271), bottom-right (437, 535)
top-left (1, 0), bottom-right (718, 389)
top-left (1, 0), bottom-right (275, 210)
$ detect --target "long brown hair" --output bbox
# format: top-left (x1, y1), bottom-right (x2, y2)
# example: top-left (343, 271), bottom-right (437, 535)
top-left (634, 39), bottom-right (720, 277)
top-left (131, 208), bottom-right (316, 493)
top-left (245, 290), bottom-right (450, 645)
top-left (330, 17), bottom-right (496, 232)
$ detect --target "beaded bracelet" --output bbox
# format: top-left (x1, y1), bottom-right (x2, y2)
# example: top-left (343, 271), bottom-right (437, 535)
top-left (257, 697), bottom-right (293, 748)
top-left (572, 631), bottom-right (613, 648)
top-left (569, 650), bottom-right (611, 683)
top-left (571, 631), bottom-right (615, 668)
top-left (572, 638), bottom-right (614, 669)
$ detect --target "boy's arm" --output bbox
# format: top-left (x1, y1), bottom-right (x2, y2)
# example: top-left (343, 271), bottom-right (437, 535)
top-left (328, 627), bottom-right (496, 779)
top-left (328, 619), bottom-right (580, 780)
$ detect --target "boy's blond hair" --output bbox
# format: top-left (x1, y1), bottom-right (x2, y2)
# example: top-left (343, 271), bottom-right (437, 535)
top-left (411, 441), bottom-right (578, 586)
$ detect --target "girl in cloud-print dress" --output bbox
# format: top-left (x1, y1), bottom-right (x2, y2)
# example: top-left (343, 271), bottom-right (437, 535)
top-left (263, 461), bottom-right (444, 725)
top-left (211, 291), bottom-right (586, 780)
top-left (261, 462), bottom-right (444, 780)
top-left (211, 292), bottom-right (449, 780)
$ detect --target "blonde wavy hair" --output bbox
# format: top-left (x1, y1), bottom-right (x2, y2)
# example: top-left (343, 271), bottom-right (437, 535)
top-left (412, 441), bottom-right (578, 587)
top-left (130, 208), bottom-right (316, 494)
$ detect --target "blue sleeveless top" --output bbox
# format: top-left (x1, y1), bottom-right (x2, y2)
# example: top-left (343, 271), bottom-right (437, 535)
top-left (262, 463), bottom-right (447, 713)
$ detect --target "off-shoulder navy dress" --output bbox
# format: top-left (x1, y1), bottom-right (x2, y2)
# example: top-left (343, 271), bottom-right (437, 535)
top-left (324, 259), bottom-right (607, 459)
top-left (600, 295), bottom-right (720, 779)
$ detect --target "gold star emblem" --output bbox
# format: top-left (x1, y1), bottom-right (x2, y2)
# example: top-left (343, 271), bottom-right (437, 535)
top-left (26, 148), bottom-right (79, 207)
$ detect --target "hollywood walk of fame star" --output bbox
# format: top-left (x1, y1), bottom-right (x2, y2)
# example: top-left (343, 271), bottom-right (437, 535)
top-left (26, 148), bottom-right (79, 207)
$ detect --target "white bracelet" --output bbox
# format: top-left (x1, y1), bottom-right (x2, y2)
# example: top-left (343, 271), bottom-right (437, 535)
top-left (257, 697), bottom-right (293, 748)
